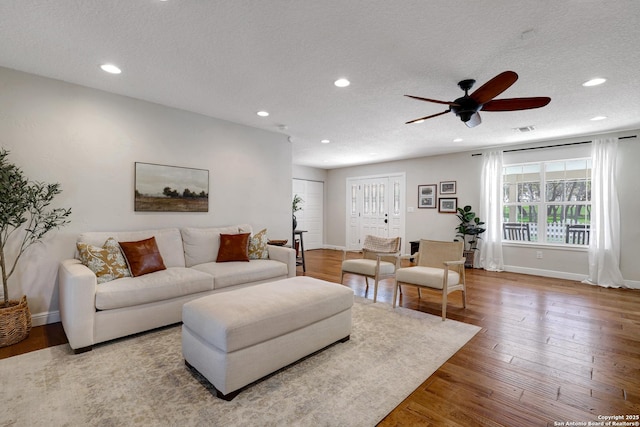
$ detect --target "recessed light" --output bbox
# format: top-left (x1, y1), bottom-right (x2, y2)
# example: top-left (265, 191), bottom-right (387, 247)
top-left (453, 138), bottom-right (463, 142)
top-left (582, 78), bottom-right (606, 87)
top-left (334, 78), bottom-right (350, 88)
top-left (590, 116), bottom-right (607, 121)
top-left (257, 111), bottom-right (269, 117)
top-left (321, 139), bottom-right (330, 144)
top-left (100, 64), bottom-right (121, 74)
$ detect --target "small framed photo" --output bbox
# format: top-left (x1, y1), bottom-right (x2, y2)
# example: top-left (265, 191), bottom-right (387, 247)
top-left (418, 184), bottom-right (437, 209)
top-left (439, 181), bottom-right (457, 194)
top-left (438, 197), bottom-right (458, 213)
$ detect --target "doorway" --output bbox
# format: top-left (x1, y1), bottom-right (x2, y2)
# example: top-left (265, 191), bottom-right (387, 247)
top-left (292, 178), bottom-right (324, 250)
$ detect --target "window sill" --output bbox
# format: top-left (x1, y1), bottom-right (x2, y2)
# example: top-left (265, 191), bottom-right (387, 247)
top-left (501, 241), bottom-right (589, 252)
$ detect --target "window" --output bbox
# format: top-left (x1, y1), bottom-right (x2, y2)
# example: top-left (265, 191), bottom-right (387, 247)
top-left (503, 158), bottom-right (591, 245)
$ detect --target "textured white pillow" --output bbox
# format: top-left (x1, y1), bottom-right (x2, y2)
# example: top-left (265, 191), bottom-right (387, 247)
top-left (248, 228), bottom-right (269, 260)
top-left (77, 237), bottom-right (131, 284)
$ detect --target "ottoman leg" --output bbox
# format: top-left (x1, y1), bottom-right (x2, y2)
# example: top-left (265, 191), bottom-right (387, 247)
top-left (184, 360), bottom-right (242, 401)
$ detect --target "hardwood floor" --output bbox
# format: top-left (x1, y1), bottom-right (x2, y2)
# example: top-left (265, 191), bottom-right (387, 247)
top-left (2, 249), bottom-right (639, 426)
top-left (307, 249), bottom-right (640, 426)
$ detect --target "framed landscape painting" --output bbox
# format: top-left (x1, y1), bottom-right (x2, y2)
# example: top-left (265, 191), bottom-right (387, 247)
top-left (135, 162), bottom-right (209, 212)
top-left (418, 184), bottom-right (437, 209)
top-left (439, 180), bottom-right (457, 194)
top-left (438, 197), bottom-right (457, 213)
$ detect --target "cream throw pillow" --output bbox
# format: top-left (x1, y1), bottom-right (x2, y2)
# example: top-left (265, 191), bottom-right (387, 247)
top-left (77, 237), bottom-right (131, 284)
top-left (248, 228), bottom-right (269, 260)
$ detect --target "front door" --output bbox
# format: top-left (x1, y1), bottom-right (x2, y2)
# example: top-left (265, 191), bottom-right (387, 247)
top-left (346, 173), bottom-right (405, 250)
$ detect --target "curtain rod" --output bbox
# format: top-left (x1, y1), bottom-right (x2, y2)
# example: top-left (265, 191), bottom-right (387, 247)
top-left (471, 134), bottom-right (637, 156)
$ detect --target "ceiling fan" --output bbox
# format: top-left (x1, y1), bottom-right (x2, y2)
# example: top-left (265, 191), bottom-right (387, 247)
top-left (405, 71), bottom-right (551, 128)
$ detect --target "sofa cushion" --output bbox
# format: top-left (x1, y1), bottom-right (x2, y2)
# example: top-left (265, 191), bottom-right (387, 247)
top-left (341, 259), bottom-right (396, 276)
top-left (119, 237), bottom-right (167, 277)
top-left (181, 226), bottom-right (241, 267)
top-left (192, 259), bottom-right (288, 289)
top-left (76, 237), bottom-right (131, 284)
top-left (77, 228), bottom-right (185, 268)
top-left (395, 266), bottom-right (460, 289)
top-left (217, 233), bottom-right (250, 262)
top-left (248, 228), bottom-right (269, 260)
top-left (95, 267), bottom-right (214, 310)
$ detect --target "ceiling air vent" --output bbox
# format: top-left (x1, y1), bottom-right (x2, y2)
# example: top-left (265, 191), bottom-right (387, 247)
top-left (514, 125), bottom-right (536, 133)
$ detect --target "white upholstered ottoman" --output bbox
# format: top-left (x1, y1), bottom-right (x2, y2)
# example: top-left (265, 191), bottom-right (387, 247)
top-left (181, 276), bottom-right (354, 400)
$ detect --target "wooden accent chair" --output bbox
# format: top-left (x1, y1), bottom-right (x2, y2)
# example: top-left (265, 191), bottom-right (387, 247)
top-left (393, 239), bottom-right (466, 321)
top-left (503, 222), bottom-right (531, 241)
top-left (341, 235), bottom-right (402, 303)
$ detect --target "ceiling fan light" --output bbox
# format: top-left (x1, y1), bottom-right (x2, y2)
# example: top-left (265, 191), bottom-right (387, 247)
top-left (582, 78), bottom-right (606, 87)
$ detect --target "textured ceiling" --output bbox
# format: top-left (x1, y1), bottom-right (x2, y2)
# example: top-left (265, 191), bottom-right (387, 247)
top-left (1, 1), bottom-right (639, 168)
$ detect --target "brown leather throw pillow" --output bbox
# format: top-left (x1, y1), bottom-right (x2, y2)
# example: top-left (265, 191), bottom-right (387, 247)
top-left (119, 236), bottom-right (167, 277)
top-left (216, 233), bottom-right (250, 262)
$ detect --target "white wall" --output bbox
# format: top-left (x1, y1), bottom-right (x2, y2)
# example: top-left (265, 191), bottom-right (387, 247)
top-left (326, 151), bottom-right (482, 254)
top-left (0, 67), bottom-right (292, 324)
top-left (325, 133), bottom-right (640, 284)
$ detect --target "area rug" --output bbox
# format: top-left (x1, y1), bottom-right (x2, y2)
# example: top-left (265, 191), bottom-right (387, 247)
top-left (0, 298), bottom-right (480, 426)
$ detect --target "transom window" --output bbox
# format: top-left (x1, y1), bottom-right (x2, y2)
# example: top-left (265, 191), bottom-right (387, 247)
top-left (502, 158), bottom-right (591, 245)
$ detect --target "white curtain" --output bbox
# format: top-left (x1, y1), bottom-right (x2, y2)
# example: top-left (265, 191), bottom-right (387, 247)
top-left (479, 150), bottom-right (504, 271)
top-left (583, 138), bottom-right (626, 287)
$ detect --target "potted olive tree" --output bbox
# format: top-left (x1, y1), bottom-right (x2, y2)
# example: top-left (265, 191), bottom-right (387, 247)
top-left (454, 205), bottom-right (486, 268)
top-left (0, 149), bottom-right (71, 347)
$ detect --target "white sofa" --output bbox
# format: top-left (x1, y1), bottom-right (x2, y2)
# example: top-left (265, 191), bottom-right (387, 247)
top-left (58, 224), bottom-right (296, 353)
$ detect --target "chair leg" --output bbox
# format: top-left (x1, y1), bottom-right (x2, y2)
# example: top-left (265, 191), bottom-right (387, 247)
top-left (392, 281), bottom-right (399, 308)
top-left (462, 288), bottom-right (467, 308)
top-left (373, 277), bottom-right (379, 303)
top-left (364, 277), bottom-right (369, 292)
top-left (441, 291), bottom-right (447, 321)
top-left (340, 271), bottom-right (345, 284)
top-left (418, 288), bottom-right (422, 299)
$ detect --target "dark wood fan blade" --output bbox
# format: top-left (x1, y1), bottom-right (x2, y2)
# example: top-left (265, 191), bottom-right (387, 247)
top-left (465, 112), bottom-right (481, 128)
top-left (481, 97), bottom-right (551, 111)
top-left (405, 95), bottom-right (459, 106)
top-left (470, 71), bottom-right (518, 104)
top-left (405, 110), bottom-right (450, 124)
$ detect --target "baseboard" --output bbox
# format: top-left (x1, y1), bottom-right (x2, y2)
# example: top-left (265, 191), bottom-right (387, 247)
top-left (502, 265), bottom-right (588, 282)
top-left (625, 279), bottom-right (640, 289)
top-left (322, 245), bottom-right (346, 251)
top-left (504, 265), bottom-right (640, 288)
top-left (31, 310), bottom-right (61, 327)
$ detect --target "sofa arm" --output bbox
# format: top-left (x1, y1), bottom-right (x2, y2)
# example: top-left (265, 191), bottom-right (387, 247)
top-left (267, 244), bottom-right (297, 278)
top-left (58, 259), bottom-right (98, 351)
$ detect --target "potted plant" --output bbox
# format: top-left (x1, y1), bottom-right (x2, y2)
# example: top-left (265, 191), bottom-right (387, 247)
top-left (0, 149), bottom-right (71, 347)
top-left (292, 194), bottom-right (303, 231)
top-left (454, 205), bottom-right (486, 268)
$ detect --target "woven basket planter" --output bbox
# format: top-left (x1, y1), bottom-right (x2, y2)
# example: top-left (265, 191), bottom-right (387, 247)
top-left (0, 295), bottom-right (32, 347)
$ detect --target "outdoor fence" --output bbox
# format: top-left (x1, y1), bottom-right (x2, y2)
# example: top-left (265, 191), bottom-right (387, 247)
top-left (503, 220), bottom-right (589, 244)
